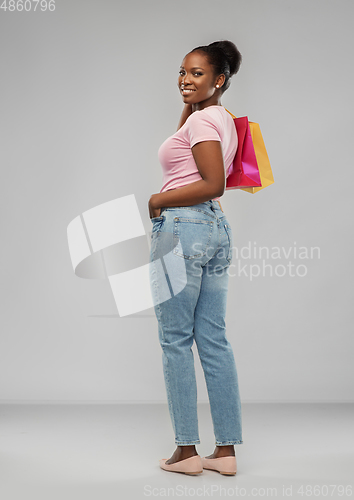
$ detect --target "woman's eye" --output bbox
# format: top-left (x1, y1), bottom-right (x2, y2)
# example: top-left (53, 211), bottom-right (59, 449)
top-left (179, 71), bottom-right (202, 77)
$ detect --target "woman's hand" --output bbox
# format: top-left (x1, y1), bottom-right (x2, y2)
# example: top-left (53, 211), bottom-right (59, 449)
top-left (148, 194), bottom-right (162, 219)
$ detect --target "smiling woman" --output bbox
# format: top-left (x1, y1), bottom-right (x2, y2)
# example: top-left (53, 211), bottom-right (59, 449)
top-left (148, 42), bottom-right (242, 217)
top-left (148, 40), bottom-right (244, 477)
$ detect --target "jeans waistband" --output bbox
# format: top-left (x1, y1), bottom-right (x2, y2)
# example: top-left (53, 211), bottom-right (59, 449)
top-left (187, 199), bottom-right (223, 212)
top-left (160, 199), bottom-right (225, 217)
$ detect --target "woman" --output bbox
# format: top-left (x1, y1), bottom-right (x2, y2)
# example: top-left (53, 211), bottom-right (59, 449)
top-left (148, 40), bottom-right (243, 476)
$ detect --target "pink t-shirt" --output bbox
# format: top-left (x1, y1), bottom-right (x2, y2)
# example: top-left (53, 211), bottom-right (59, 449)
top-left (158, 105), bottom-right (238, 202)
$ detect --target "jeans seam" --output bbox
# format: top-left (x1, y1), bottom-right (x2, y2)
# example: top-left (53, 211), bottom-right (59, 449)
top-left (204, 220), bottom-right (222, 262)
top-left (224, 224), bottom-right (232, 264)
top-left (175, 440), bottom-right (201, 445)
top-left (216, 440), bottom-right (243, 445)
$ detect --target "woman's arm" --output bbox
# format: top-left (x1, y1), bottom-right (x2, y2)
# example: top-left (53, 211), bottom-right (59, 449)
top-left (148, 140), bottom-right (225, 217)
top-left (176, 103), bottom-right (193, 131)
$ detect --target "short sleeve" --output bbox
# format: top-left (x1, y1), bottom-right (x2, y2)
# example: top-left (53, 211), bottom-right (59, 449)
top-left (185, 110), bottom-right (222, 148)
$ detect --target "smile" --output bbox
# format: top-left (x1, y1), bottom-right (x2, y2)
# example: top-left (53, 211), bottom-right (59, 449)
top-left (181, 89), bottom-right (196, 95)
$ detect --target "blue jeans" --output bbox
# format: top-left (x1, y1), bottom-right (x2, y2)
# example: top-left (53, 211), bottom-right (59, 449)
top-left (149, 199), bottom-right (243, 446)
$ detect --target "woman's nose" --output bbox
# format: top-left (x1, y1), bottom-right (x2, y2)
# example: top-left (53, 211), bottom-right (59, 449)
top-left (181, 73), bottom-right (191, 85)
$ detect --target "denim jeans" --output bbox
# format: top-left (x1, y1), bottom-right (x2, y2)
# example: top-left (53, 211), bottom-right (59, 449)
top-left (149, 199), bottom-right (243, 446)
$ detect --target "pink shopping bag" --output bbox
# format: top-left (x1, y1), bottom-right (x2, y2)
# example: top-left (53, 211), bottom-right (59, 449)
top-left (225, 115), bottom-right (262, 189)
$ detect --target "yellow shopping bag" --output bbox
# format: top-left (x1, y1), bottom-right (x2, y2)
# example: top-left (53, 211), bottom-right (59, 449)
top-left (225, 108), bottom-right (274, 193)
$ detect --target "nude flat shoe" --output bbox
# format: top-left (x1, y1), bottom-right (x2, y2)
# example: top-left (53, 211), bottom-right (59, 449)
top-left (159, 455), bottom-right (203, 475)
top-left (201, 455), bottom-right (237, 475)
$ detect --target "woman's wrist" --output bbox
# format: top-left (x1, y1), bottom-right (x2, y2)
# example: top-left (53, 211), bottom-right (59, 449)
top-left (149, 193), bottom-right (162, 210)
top-left (148, 193), bottom-right (163, 218)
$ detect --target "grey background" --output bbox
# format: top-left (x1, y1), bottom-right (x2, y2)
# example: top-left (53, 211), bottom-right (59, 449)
top-left (0, 0), bottom-right (353, 403)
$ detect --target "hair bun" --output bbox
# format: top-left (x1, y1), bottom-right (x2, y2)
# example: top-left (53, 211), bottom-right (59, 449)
top-left (208, 40), bottom-right (242, 76)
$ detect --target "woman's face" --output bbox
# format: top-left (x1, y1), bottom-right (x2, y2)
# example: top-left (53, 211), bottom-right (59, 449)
top-left (178, 51), bottom-right (224, 107)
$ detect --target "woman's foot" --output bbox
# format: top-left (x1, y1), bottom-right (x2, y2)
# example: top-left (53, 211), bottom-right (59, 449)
top-left (205, 444), bottom-right (235, 459)
top-left (165, 445), bottom-right (199, 465)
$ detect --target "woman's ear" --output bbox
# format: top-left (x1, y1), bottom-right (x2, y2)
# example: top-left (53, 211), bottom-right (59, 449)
top-left (216, 74), bottom-right (225, 88)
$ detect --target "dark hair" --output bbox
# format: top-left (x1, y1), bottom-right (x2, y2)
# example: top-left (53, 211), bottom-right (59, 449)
top-left (190, 40), bottom-right (242, 93)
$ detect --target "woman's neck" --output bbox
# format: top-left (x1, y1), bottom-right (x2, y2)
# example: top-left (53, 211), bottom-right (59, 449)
top-left (192, 98), bottom-right (222, 112)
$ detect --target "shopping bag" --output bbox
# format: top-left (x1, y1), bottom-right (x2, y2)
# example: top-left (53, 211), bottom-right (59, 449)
top-left (225, 115), bottom-right (262, 189)
top-left (225, 108), bottom-right (274, 193)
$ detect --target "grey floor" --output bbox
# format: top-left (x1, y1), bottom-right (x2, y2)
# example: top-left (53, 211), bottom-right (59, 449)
top-left (0, 403), bottom-right (353, 500)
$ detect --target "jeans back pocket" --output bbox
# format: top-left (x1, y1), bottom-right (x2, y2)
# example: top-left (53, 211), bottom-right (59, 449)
top-left (173, 217), bottom-right (213, 259)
